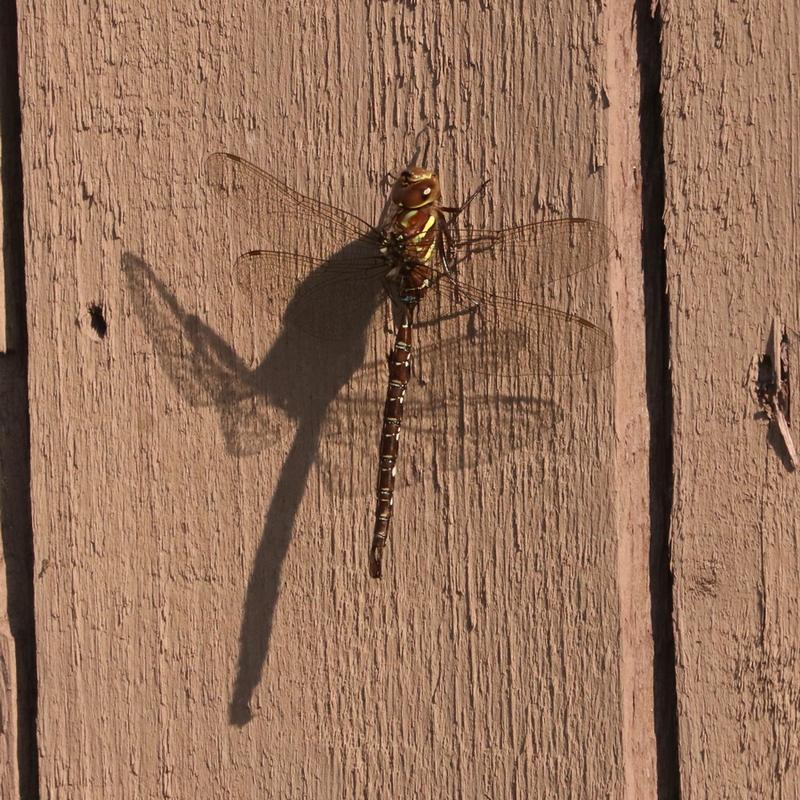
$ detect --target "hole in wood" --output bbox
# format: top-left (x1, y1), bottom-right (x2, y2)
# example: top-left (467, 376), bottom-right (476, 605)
top-left (79, 302), bottom-right (108, 341)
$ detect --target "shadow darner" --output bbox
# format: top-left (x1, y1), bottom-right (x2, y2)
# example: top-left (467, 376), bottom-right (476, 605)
top-left (204, 153), bottom-right (615, 579)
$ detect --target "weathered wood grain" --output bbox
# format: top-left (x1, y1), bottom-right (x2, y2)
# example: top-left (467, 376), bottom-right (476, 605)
top-left (662, 2), bottom-right (800, 795)
top-left (0, 605), bottom-right (17, 800)
top-left (19, 2), bottom-right (633, 796)
top-left (607, 3), bottom-right (666, 796)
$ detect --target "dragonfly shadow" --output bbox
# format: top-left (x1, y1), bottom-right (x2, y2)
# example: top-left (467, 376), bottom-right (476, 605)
top-left (122, 237), bottom-right (384, 727)
top-left (122, 151), bottom-right (615, 728)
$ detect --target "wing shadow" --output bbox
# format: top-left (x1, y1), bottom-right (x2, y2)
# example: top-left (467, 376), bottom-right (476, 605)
top-left (122, 236), bottom-right (383, 727)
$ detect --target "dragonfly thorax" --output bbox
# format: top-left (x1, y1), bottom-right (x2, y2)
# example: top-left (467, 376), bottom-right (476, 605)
top-left (382, 205), bottom-right (440, 276)
top-left (382, 166), bottom-right (443, 271)
top-left (390, 166), bottom-right (441, 209)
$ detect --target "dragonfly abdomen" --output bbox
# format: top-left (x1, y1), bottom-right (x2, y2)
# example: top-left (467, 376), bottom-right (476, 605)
top-left (369, 313), bottom-right (414, 579)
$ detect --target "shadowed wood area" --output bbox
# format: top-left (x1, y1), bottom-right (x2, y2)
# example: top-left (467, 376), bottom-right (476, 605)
top-left (15, 2), bottom-right (648, 797)
top-left (1, 0), bottom-right (38, 797)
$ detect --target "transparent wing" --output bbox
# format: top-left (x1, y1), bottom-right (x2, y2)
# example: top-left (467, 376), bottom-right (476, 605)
top-left (206, 153), bottom-right (394, 343)
top-left (234, 245), bottom-right (389, 342)
top-left (317, 385), bottom-right (561, 498)
top-left (413, 275), bottom-right (613, 378)
top-left (204, 152), bottom-right (377, 249)
top-left (453, 217), bottom-right (617, 289)
top-left (409, 217), bottom-right (616, 377)
top-left (234, 226), bottom-right (615, 378)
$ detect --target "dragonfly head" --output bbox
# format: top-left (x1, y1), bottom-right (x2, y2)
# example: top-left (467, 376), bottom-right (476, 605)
top-left (390, 167), bottom-right (441, 209)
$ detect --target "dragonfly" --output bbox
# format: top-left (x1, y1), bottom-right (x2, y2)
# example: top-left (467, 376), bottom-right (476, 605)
top-left (204, 152), bottom-right (615, 579)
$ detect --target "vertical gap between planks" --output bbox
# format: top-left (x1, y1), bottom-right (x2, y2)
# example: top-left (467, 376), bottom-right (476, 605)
top-left (636, 1), bottom-right (682, 797)
top-left (0, 0), bottom-right (39, 796)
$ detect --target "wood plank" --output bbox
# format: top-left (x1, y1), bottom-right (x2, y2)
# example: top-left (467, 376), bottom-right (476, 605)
top-left (662, 1), bottom-right (800, 794)
top-left (607, 3), bottom-right (667, 796)
top-left (19, 2), bottom-right (630, 796)
top-left (0, 597), bottom-right (18, 800)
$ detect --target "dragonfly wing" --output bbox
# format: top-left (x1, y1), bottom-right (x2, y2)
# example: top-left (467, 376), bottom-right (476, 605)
top-left (205, 152), bottom-right (377, 249)
top-left (412, 280), bottom-right (613, 378)
top-left (409, 217), bottom-right (616, 378)
top-left (316, 378), bottom-right (561, 498)
top-left (453, 217), bottom-right (617, 289)
top-left (235, 244), bottom-right (389, 342)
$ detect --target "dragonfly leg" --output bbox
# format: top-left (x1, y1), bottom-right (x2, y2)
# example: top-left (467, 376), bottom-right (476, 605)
top-left (380, 294), bottom-right (394, 335)
top-left (439, 184), bottom-right (490, 271)
top-left (440, 179), bottom-right (490, 219)
top-left (381, 269), bottom-right (407, 334)
top-left (438, 224), bottom-right (456, 278)
top-left (428, 217), bottom-right (467, 287)
top-left (433, 224), bottom-right (482, 312)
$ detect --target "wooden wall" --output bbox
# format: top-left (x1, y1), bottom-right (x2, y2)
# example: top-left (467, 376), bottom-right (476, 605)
top-left (1, 0), bottom-right (796, 797)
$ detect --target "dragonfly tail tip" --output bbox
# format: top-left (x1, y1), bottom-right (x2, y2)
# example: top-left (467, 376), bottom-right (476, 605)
top-left (369, 544), bottom-right (384, 579)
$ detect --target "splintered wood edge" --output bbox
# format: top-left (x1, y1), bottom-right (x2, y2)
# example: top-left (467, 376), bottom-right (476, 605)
top-left (770, 316), bottom-right (799, 470)
top-left (774, 407), bottom-right (799, 470)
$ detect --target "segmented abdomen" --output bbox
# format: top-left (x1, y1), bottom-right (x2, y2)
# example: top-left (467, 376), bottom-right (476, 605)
top-left (369, 313), bottom-right (413, 579)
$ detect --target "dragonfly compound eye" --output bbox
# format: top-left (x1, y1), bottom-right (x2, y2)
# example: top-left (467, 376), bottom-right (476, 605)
top-left (391, 174), bottom-right (441, 209)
